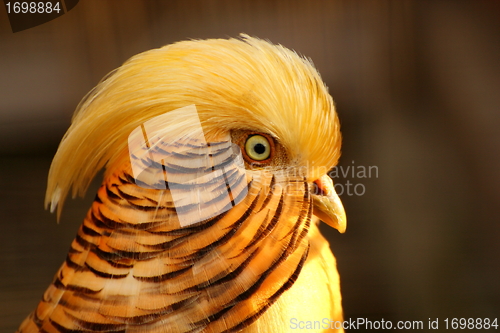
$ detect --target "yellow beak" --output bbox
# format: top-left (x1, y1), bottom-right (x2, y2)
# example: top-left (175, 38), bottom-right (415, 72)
top-left (311, 174), bottom-right (347, 233)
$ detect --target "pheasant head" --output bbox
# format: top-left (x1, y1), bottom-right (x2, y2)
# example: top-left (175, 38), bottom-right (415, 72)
top-left (20, 35), bottom-right (346, 333)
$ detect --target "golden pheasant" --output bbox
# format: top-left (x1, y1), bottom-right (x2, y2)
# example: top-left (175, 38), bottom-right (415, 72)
top-left (17, 35), bottom-right (346, 333)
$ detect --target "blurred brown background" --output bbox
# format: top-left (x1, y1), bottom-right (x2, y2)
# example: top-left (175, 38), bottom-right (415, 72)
top-left (1, 1), bottom-right (499, 332)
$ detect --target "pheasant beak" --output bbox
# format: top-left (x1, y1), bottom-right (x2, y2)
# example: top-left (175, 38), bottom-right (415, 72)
top-left (311, 174), bottom-right (347, 233)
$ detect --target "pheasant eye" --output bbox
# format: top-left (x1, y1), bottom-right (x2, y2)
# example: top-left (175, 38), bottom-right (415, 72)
top-left (245, 134), bottom-right (272, 161)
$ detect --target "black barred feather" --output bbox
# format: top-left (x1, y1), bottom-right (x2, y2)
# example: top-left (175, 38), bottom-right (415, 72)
top-left (18, 146), bottom-right (312, 333)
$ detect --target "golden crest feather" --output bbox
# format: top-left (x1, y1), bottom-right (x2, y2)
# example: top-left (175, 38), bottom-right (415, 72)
top-left (46, 34), bottom-right (341, 219)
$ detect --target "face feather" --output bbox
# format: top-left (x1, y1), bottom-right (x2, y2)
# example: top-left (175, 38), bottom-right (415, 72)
top-left (46, 34), bottom-right (341, 219)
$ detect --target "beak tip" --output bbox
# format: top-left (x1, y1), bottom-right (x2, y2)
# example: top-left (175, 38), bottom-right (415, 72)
top-left (337, 219), bottom-right (347, 234)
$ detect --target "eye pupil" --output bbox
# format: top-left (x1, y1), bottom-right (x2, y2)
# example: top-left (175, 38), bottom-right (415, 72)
top-left (253, 143), bottom-right (266, 155)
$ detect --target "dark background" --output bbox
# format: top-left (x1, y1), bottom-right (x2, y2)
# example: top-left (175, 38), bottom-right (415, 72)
top-left (1, 1), bottom-right (499, 332)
